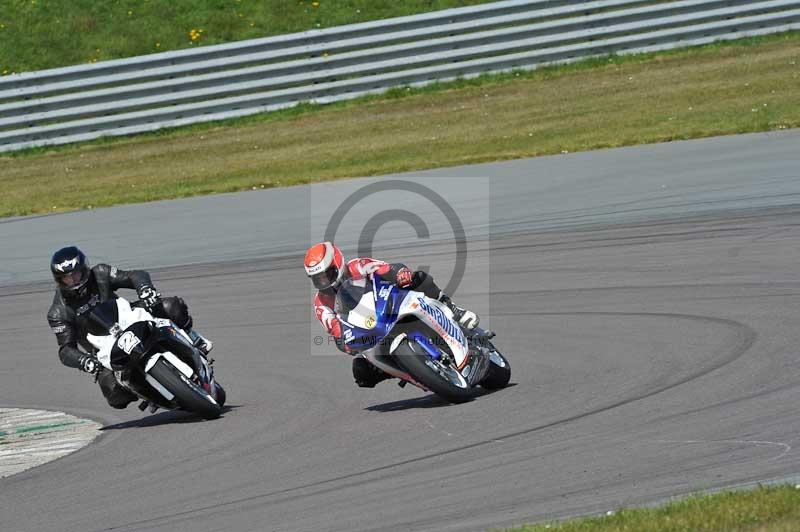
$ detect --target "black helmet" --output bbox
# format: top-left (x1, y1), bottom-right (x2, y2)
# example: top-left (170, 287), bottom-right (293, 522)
top-left (50, 246), bottom-right (91, 298)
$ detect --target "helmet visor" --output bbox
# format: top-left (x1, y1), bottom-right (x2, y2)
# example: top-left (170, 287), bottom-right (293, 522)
top-left (310, 268), bottom-right (339, 290)
top-left (56, 268), bottom-right (88, 289)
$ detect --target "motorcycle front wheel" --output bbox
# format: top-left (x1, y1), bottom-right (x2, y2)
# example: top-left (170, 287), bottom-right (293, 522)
top-left (394, 338), bottom-right (473, 404)
top-left (148, 359), bottom-right (222, 420)
top-left (480, 346), bottom-right (511, 390)
top-left (214, 382), bottom-right (227, 407)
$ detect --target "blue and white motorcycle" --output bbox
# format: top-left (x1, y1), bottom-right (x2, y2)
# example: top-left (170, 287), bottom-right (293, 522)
top-left (335, 276), bottom-right (510, 403)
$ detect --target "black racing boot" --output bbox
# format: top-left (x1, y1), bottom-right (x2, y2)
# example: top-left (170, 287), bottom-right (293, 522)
top-left (97, 369), bottom-right (138, 409)
top-left (352, 357), bottom-right (391, 388)
top-left (439, 295), bottom-right (480, 330)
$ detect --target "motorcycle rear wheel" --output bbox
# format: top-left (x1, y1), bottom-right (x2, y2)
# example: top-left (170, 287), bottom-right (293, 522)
top-left (149, 359), bottom-right (222, 420)
top-left (394, 338), bottom-right (473, 404)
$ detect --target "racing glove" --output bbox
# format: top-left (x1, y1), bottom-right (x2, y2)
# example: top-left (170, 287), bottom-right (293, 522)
top-left (329, 318), bottom-right (353, 354)
top-left (138, 285), bottom-right (162, 311)
top-left (329, 317), bottom-right (342, 339)
top-left (79, 355), bottom-right (101, 375)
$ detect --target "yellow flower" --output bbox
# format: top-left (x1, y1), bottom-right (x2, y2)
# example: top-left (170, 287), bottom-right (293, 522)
top-left (312, 1), bottom-right (319, 6)
top-left (155, 42), bottom-right (161, 47)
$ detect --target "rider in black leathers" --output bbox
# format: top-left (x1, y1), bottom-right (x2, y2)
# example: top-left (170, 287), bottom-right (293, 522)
top-left (46, 246), bottom-right (213, 409)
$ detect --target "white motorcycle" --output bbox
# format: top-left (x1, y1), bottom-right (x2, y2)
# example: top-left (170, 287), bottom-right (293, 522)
top-left (85, 296), bottom-right (225, 419)
top-left (336, 276), bottom-right (511, 403)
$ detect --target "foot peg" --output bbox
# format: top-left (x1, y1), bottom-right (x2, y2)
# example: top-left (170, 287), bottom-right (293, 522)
top-left (138, 400), bottom-right (158, 413)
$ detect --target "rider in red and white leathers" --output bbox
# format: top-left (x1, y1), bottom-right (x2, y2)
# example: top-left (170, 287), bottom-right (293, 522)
top-left (304, 241), bottom-right (479, 387)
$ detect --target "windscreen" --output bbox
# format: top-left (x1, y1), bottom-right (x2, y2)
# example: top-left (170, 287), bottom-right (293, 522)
top-left (335, 279), bottom-right (372, 316)
top-left (85, 299), bottom-right (119, 336)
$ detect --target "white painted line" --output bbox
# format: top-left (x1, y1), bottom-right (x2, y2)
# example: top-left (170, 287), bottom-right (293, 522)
top-left (650, 439), bottom-right (792, 461)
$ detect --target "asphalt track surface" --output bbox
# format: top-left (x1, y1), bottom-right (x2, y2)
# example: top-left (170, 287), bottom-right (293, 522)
top-left (2, 130), bottom-right (800, 531)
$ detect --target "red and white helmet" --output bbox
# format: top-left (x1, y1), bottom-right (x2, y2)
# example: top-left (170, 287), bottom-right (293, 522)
top-left (304, 241), bottom-right (344, 291)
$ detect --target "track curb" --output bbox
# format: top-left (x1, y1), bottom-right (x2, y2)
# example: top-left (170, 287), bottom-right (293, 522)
top-left (0, 407), bottom-right (102, 478)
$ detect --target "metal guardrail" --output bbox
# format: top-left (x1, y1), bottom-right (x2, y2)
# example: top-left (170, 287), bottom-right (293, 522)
top-left (1, 0), bottom-right (798, 153)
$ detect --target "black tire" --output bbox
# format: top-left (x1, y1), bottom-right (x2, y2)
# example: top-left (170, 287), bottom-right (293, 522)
top-left (148, 359), bottom-right (222, 420)
top-left (394, 339), bottom-right (474, 404)
top-left (481, 348), bottom-right (511, 390)
top-left (214, 383), bottom-right (227, 407)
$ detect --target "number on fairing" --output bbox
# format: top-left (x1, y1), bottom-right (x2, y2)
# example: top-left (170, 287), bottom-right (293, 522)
top-left (379, 286), bottom-right (392, 300)
top-left (117, 331), bottom-right (141, 354)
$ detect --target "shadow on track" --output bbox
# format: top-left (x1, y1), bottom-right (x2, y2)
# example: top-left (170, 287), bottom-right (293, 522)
top-left (100, 405), bottom-right (239, 430)
top-left (366, 384), bottom-right (517, 412)
top-left (366, 394), bottom-right (451, 412)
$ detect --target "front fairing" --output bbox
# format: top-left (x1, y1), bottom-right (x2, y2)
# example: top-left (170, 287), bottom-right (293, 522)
top-left (337, 276), bottom-right (469, 366)
top-left (337, 277), bottom-right (406, 351)
top-left (87, 298), bottom-right (151, 368)
top-left (108, 321), bottom-right (153, 370)
top-left (87, 298), bottom-right (198, 372)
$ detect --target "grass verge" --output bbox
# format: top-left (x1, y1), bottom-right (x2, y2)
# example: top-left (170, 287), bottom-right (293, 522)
top-left (1, 32), bottom-right (798, 218)
top-left (505, 485), bottom-right (800, 532)
top-left (0, 0), bottom-right (491, 74)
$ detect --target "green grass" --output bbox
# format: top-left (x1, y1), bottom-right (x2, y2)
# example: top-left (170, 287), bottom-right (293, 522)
top-left (1, 31), bottom-right (798, 218)
top-left (0, 0), bottom-right (493, 74)
top-left (506, 485), bottom-right (800, 532)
